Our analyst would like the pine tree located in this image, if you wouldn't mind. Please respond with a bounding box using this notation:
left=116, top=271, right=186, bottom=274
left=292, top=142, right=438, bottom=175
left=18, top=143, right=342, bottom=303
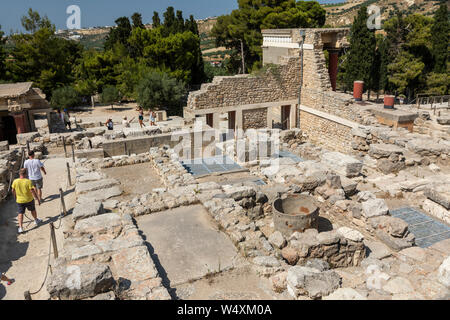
left=431, top=4, right=449, bottom=73
left=344, top=6, right=376, bottom=98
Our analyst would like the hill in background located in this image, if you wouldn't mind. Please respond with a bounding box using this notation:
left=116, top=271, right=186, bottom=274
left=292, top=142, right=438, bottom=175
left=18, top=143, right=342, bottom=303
left=324, top=0, right=444, bottom=27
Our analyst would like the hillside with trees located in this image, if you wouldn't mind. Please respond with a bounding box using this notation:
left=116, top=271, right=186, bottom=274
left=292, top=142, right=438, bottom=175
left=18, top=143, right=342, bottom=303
left=337, top=3, right=449, bottom=102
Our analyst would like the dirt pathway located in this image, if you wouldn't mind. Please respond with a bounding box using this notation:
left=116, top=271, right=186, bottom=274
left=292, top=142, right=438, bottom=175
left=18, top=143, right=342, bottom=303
left=0, top=157, right=76, bottom=300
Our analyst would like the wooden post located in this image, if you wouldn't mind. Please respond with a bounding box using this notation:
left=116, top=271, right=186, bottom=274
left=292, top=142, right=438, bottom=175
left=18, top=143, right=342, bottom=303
left=71, top=144, right=75, bottom=162
left=59, top=188, right=67, bottom=216
left=50, top=223, right=58, bottom=259
left=66, top=162, right=71, bottom=186
left=62, top=136, right=67, bottom=158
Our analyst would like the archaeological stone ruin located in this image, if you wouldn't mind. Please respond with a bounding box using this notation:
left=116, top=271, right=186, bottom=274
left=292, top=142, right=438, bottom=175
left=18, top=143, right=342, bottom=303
left=0, top=27, right=449, bottom=301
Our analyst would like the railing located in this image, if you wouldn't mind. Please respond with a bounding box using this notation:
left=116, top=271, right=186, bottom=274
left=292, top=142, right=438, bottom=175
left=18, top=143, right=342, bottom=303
left=412, top=94, right=450, bottom=111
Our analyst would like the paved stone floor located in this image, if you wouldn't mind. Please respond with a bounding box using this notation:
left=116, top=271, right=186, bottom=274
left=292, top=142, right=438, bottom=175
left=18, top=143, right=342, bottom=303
left=136, top=205, right=238, bottom=287
left=102, top=162, right=164, bottom=200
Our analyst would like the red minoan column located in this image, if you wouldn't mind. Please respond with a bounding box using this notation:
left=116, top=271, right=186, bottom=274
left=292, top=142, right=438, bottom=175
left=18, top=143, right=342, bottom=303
left=13, top=113, right=27, bottom=134
left=328, top=51, right=339, bottom=91
left=384, top=95, right=395, bottom=109
left=353, top=81, right=364, bottom=101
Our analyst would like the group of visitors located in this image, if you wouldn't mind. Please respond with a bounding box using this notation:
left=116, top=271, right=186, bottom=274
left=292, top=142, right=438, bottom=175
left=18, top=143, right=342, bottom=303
left=56, top=108, right=72, bottom=131
left=104, top=106, right=157, bottom=131
left=138, top=107, right=157, bottom=128
left=1, top=147, right=48, bottom=288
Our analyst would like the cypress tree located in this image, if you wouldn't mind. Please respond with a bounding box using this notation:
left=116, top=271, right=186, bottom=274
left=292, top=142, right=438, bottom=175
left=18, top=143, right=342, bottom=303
left=431, top=4, right=449, bottom=73
left=344, top=6, right=376, bottom=98
left=378, top=36, right=391, bottom=94
left=152, top=12, right=161, bottom=28
left=163, top=7, right=176, bottom=35
left=176, top=10, right=185, bottom=33
left=131, top=12, right=144, bottom=29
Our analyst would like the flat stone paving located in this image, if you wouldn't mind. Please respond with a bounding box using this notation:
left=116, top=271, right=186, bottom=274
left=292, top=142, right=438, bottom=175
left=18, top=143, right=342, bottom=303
left=136, top=205, right=238, bottom=286
left=101, top=162, right=163, bottom=200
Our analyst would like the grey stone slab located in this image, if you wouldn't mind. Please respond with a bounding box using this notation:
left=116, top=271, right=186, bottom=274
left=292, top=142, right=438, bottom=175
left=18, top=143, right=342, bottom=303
left=77, top=186, right=123, bottom=203
left=75, top=178, right=120, bottom=195
left=72, top=201, right=104, bottom=222
left=136, top=205, right=238, bottom=285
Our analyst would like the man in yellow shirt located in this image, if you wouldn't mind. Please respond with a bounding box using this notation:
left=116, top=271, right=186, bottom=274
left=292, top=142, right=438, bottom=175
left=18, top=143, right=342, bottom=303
left=11, top=168, right=41, bottom=234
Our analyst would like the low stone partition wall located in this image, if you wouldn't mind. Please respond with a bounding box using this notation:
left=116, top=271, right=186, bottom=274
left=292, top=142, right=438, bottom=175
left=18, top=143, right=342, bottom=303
left=103, top=129, right=216, bottom=158
left=46, top=162, right=171, bottom=300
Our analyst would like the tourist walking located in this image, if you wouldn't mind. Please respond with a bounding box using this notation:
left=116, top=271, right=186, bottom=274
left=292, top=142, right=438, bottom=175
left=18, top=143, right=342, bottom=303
left=138, top=108, right=144, bottom=128
left=12, top=168, right=42, bottom=234
left=57, top=109, right=64, bottom=126
left=150, top=111, right=157, bottom=126
left=63, top=108, right=72, bottom=131
left=23, top=151, right=46, bottom=203
left=1, top=272, right=13, bottom=286
left=105, top=118, right=114, bottom=130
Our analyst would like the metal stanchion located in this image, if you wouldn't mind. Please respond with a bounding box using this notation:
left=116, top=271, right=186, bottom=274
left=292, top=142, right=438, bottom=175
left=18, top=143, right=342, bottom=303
left=66, top=162, right=71, bottom=186
left=59, top=188, right=67, bottom=216
left=26, top=141, right=30, bottom=155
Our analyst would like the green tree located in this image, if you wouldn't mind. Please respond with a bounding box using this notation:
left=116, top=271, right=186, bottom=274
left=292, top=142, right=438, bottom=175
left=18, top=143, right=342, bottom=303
left=152, top=12, right=161, bottom=28
left=176, top=10, right=185, bottom=33
left=388, top=50, right=425, bottom=101
left=163, top=7, right=176, bottom=35
left=20, top=8, right=52, bottom=33
left=425, top=72, right=449, bottom=95
left=378, top=36, right=391, bottom=94
left=8, top=17, right=83, bottom=97
left=104, top=17, right=132, bottom=51
left=101, top=86, right=122, bottom=109
left=136, top=71, right=186, bottom=115
left=211, top=0, right=325, bottom=73
left=128, top=27, right=205, bottom=84
left=0, top=26, right=6, bottom=81
left=343, top=6, right=376, bottom=99
left=431, top=4, right=449, bottom=73
left=50, top=86, right=81, bottom=109
left=131, top=12, right=145, bottom=29
left=185, top=15, right=199, bottom=35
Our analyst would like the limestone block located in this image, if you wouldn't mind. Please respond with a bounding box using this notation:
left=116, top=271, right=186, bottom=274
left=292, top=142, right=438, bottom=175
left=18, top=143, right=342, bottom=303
left=47, top=263, right=115, bottom=300
left=320, top=152, right=362, bottom=177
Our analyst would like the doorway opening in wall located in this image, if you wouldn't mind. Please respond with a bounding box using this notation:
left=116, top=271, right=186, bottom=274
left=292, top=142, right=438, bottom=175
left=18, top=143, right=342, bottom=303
left=206, top=113, right=213, bottom=127
left=31, top=112, right=48, bottom=133
left=281, top=105, right=291, bottom=130
left=1, top=116, right=18, bottom=145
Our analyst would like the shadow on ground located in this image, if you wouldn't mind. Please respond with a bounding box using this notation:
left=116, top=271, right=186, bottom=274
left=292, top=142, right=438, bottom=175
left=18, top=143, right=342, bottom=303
left=138, top=229, right=179, bottom=300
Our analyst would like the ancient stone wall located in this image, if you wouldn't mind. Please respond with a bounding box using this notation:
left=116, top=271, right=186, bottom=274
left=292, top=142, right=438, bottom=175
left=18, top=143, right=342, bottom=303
left=243, top=108, right=268, bottom=130
left=300, top=111, right=354, bottom=154
left=187, top=57, right=301, bottom=110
